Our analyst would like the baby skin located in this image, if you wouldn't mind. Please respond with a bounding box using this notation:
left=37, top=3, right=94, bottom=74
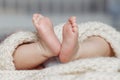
left=13, top=14, right=61, bottom=70
left=59, top=17, right=113, bottom=62
left=13, top=14, right=113, bottom=70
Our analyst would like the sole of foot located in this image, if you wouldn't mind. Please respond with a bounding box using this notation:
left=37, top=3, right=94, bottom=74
left=32, top=13, right=61, bottom=57
left=59, top=16, right=79, bottom=63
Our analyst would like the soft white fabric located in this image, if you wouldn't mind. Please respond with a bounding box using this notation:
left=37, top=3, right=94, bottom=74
left=0, top=22, right=120, bottom=80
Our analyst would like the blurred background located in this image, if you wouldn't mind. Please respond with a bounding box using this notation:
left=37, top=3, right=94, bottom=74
left=0, top=0, right=120, bottom=39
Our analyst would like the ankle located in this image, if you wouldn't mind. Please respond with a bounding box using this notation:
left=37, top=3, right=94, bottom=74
left=59, top=43, right=79, bottom=63
left=52, top=43, right=61, bottom=56
left=37, top=40, right=59, bottom=58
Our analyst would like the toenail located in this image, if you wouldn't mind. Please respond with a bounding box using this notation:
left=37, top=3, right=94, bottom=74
left=72, top=16, right=76, bottom=19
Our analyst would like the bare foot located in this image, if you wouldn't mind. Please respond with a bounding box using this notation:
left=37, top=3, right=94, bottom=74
left=33, top=13, right=61, bottom=57
left=59, top=17, right=79, bottom=63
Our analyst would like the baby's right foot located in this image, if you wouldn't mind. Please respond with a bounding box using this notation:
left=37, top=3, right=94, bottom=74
left=59, top=17, right=79, bottom=63
left=33, top=14, right=61, bottom=58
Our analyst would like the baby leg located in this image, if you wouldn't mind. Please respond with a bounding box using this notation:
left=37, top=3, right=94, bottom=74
left=13, top=14, right=61, bottom=70
left=59, top=17, right=114, bottom=63
left=72, top=36, right=114, bottom=61
left=13, top=42, right=46, bottom=70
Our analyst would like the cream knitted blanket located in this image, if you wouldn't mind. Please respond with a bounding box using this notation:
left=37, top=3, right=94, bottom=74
left=0, top=22, right=120, bottom=80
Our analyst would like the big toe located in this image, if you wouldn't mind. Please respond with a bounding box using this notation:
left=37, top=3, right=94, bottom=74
left=63, top=22, right=73, bottom=35
left=69, top=16, right=76, bottom=24
left=33, top=14, right=44, bottom=18
left=33, top=14, right=44, bottom=22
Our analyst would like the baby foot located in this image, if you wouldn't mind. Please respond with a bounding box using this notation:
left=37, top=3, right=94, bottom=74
left=59, top=16, right=79, bottom=63
left=33, top=14, right=61, bottom=57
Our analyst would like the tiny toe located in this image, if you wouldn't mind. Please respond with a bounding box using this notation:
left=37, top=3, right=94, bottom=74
left=33, top=18, right=38, bottom=25
left=38, top=14, right=44, bottom=18
left=33, top=14, right=39, bottom=19
left=33, top=18, right=39, bottom=25
left=33, top=14, right=38, bottom=21
left=72, top=16, right=76, bottom=21
left=72, top=23, right=77, bottom=27
left=64, top=21, right=70, bottom=27
left=69, top=17, right=76, bottom=27
left=72, top=23, right=78, bottom=32
left=72, top=17, right=76, bottom=23
left=69, top=16, right=76, bottom=22
left=33, top=14, right=38, bottom=17
left=33, top=14, right=44, bottom=22
left=73, top=26, right=78, bottom=32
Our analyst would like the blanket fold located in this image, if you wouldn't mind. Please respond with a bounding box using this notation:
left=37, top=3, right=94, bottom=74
left=0, top=22, right=120, bottom=80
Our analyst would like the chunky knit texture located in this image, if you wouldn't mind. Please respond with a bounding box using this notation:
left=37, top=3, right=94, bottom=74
left=0, top=22, right=120, bottom=80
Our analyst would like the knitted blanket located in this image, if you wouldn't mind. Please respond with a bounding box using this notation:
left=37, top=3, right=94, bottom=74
left=0, top=22, right=120, bottom=80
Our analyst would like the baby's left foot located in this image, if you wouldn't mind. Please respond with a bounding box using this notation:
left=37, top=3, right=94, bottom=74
left=33, top=14, right=61, bottom=57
